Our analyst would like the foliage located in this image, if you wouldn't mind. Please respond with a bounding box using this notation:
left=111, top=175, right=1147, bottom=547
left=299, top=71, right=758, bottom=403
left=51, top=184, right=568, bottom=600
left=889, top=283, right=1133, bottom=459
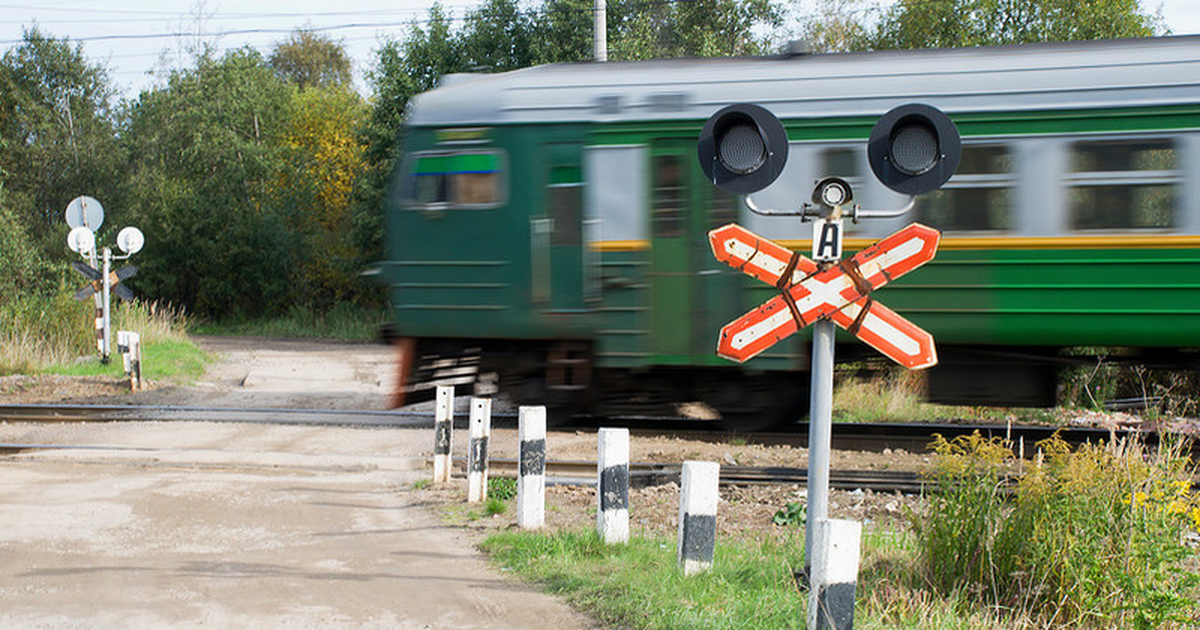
left=489, top=476, right=519, bottom=501
left=0, top=27, right=125, bottom=256
left=794, top=0, right=872, bottom=53
left=269, top=29, right=353, bottom=89
left=122, top=48, right=297, bottom=317
left=0, top=187, right=61, bottom=298
left=275, top=85, right=373, bottom=309
left=484, top=497, right=509, bottom=516
left=869, top=0, right=1165, bottom=50
left=771, top=501, right=805, bottom=526
left=913, top=431, right=1200, bottom=627
left=192, top=302, right=388, bottom=340
left=0, top=288, right=93, bottom=374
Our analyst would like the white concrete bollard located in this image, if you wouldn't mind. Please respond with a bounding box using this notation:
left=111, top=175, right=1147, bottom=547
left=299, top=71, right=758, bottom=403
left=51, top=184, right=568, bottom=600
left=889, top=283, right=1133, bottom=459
left=677, top=461, right=720, bottom=576
left=517, top=406, right=547, bottom=529
left=128, top=332, right=142, bottom=391
left=117, top=331, right=132, bottom=374
left=596, top=427, right=629, bottom=544
left=807, top=518, right=862, bottom=630
left=432, top=385, right=454, bottom=483
left=466, top=397, right=491, bottom=503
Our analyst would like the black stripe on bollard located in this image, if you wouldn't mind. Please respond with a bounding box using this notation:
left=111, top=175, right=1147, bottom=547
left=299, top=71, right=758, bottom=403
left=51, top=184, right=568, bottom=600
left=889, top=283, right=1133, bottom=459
left=599, top=464, right=629, bottom=511
left=679, top=513, right=716, bottom=563
left=435, top=421, right=452, bottom=455
left=815, top=582, right=856, bottom=629
left=519, top=439, right=546, bottom=477
left=469, top=437, right=489, bottom=473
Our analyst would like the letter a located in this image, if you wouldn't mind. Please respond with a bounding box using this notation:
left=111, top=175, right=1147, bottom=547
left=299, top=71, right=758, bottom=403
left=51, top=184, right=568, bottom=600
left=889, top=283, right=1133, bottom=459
left=813, top=219, right=843, bottom=262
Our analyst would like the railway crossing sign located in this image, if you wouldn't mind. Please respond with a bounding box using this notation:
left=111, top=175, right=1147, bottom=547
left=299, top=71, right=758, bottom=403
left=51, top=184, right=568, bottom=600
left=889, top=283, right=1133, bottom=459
left=709, top=222, right=939, bottom=369
left=71, top=260, right=138, bottom=302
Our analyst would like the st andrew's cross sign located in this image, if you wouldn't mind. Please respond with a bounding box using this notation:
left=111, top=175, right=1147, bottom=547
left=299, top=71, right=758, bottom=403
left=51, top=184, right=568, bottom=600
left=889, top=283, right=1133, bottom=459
left=709, top=222, right=939, bottom=369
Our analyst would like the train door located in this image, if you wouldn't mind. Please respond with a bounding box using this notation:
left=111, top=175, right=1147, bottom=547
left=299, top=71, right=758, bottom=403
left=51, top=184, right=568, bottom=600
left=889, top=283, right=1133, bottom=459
left=535, top=143, right=586, bottom=313
left=649, top=141, right=704, bottom=363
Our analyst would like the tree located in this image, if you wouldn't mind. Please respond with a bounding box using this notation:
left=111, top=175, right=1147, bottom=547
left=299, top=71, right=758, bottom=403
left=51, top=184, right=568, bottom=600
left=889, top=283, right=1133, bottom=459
left=460, top=0, right=535, bottom=71
left=269, top=29, right=353, bottom=90
left=122, top=48, right=297, bottom=317
left=276, top=86, right=371, bottom=309
left=0, top=27, right=124, bottom=255
left=794, top=0, right=872, bottom=53
left=869, top=0, right=1165, bottom=50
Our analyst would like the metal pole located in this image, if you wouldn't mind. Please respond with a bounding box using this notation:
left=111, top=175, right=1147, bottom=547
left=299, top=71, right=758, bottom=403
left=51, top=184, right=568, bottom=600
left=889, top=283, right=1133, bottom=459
left=804, top=317, right=836, bottom=577
left=593, top=0, right=607, bottom=62
left=101, top=247, right=112, bottom=364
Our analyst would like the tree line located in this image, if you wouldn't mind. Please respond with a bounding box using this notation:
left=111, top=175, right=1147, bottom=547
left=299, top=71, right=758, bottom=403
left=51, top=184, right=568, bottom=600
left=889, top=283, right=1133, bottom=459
left=0, top=0, right=1163, bottom=321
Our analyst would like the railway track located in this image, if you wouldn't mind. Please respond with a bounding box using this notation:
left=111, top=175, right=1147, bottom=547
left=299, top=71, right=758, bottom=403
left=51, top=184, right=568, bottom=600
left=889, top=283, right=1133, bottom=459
left=487, top=458, right=929, bottom=493
left=1, top=403, right=1191, bottom=456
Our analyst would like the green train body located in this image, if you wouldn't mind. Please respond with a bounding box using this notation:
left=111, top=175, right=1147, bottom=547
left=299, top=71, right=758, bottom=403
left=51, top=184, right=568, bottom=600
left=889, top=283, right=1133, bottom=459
left=381, top=36, right=1200, bottom=424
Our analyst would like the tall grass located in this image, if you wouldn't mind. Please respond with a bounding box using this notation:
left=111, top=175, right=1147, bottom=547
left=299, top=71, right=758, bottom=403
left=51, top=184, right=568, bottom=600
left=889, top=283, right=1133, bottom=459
left=913, top=431, right=1200, bottom=627
left=1, top=289, right=94, bottom=373
left=1, top=291, right=195, bottom=377
left=192, top=302, right=388, bottom=340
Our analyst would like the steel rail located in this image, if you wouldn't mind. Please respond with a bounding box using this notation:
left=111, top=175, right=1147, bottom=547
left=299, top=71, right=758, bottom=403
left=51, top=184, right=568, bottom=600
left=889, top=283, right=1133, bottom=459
left=1, top=403, right=1191, bottom=457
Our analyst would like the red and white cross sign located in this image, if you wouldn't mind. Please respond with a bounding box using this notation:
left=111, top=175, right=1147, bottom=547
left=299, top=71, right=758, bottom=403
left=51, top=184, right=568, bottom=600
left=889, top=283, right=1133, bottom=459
left=709, top=222, right=939, bottom=368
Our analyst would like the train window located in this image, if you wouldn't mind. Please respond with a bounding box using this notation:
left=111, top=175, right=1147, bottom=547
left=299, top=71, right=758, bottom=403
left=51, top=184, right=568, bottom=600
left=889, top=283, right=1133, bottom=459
left=548, top=165, right=583, bottom=246
left=917, top=144, right=1012, bottom=231
left=652, top=155, right=685, bottom=237
left=1068, top=140, right=1177, bottom=230
left=404, top=151, right=505, bottom=209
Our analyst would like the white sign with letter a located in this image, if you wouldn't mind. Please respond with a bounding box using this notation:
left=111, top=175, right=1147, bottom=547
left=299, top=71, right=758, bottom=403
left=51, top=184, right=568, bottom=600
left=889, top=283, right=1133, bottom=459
left=812, top=218, right=843, bottom=262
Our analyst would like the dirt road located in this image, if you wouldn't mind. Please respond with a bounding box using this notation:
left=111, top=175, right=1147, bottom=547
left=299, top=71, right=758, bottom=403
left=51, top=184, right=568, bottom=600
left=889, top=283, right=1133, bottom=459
left=0, top=338, right=596, bottom=629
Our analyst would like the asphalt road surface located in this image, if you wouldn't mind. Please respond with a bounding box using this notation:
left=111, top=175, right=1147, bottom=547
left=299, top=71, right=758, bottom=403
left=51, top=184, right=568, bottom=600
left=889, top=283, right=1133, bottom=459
left=0, top=338, right=595, bottom=628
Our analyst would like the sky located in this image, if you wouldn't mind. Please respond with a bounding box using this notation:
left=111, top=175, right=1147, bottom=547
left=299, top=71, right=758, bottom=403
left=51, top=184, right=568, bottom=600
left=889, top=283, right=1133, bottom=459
left=1, top=0, right=1198, bottom=100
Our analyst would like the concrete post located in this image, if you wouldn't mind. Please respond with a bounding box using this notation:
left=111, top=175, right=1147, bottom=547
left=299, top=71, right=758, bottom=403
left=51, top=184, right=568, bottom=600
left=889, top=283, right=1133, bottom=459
left=677, top=461, right=720, bottom=576
left=517, top=406, right=547, bottom=529
left=596, top=427, right=629, bottom=544
left=128, top=332, right=142, bottom=391
left=117, top=331, right=132, bottom=375
left=467, top=397, right=491, bottom=503
left=807, top=518, right=862, bottom=630
left=432, top=385, right=454, bottom=483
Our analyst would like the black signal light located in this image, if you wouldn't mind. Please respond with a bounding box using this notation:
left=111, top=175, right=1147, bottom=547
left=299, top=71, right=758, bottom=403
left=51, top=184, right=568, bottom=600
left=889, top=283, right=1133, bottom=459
left=867, top=103, right=961, bottom=196
left=697, top=103, right=789, bottom=195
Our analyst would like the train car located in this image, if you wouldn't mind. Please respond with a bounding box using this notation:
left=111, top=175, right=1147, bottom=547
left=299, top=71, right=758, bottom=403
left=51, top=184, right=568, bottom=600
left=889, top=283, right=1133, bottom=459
left=380, top=35, right=1200, bottom=427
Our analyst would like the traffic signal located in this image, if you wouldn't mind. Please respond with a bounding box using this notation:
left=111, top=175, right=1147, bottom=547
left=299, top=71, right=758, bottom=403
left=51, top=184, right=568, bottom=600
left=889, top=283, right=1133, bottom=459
left=867, top=103, right=961, bottom=196
left=696, top=103, right=789, bottom=195
left=697, top=101, right=961, bottom=199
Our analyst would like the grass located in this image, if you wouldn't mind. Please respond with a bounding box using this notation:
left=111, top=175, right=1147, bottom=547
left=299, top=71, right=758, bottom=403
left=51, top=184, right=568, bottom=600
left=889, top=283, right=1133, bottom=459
left=832, top=363, right=1057, bottom=425
left=478, top=432, right=1200, bottom=629
left=192, top=302, right=388, bottom=340
left=482, top=527, right=1031, bottom=629
left=1, top=293, right=205, bottom=382
left=833, top=364, right=956, bottom=423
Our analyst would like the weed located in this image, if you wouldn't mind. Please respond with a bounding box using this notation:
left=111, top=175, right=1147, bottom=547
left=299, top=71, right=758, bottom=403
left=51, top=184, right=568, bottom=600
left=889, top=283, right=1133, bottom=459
left=913, top=430, right=1200, bottom=627
left=489, top=476, right=517, bottom=502
left=412, top=479, right=430, bottom=490
left=772, top=501, right=805, bottom=527
left=484, top=497, right=507, bottom=516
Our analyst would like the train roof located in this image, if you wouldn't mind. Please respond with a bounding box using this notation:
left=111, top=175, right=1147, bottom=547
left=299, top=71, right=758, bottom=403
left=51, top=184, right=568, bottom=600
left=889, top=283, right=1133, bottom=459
left=405, top=35, right=1200, bottom=128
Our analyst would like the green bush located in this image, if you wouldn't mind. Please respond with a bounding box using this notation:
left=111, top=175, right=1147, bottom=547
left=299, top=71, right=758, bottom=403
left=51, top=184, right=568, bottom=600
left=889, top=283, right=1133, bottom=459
left=913, top=431, right=1200, bottom=627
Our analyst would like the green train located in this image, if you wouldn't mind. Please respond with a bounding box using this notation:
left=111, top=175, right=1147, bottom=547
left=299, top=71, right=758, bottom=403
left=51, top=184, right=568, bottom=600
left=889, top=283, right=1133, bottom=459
left=380, top=35, right=1200, bottom=426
